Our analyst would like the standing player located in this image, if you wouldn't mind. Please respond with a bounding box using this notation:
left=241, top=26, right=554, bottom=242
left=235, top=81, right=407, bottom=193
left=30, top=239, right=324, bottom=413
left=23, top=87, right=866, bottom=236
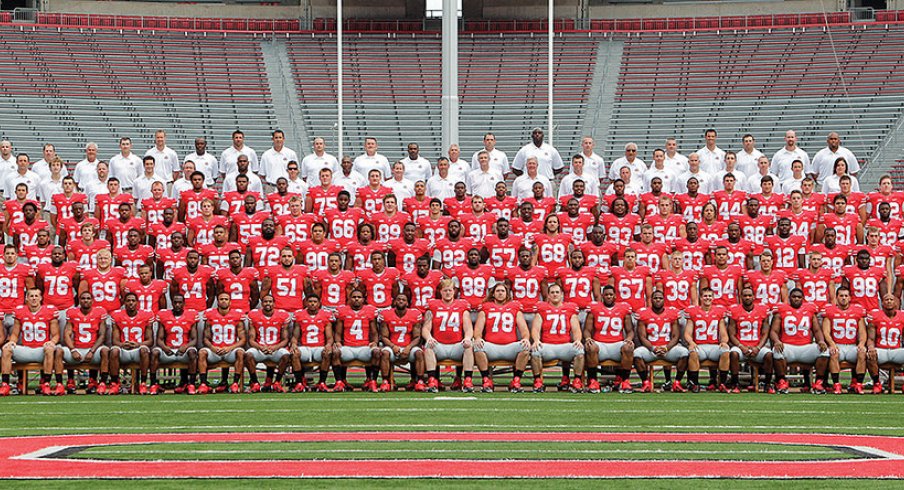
left=743, top=251, right=788, bottom=308
left=822, top=287, right=867, bottom=394
left=379, top=292, right=425, bottom=392
left=530, top=284, right=584, bottom=393
left=842, top=249, right=886, bottom=312
left=356, top=251, right=400, bottom=311
left=124, top=264, right=167, bottom=314
left=78, top=249, right=127, bottom=314
left=0, top=245, right=36, bottom=325
left=198, top=292, right=247, bottom=394
left=109, top=292, right=155, bottom=395
left=701, top=246, right=743, bottom=307
left=726, top=287, right=773, bottom=393
left=261, top=247, right=309, bottom=313
left=771, top=288, right=827, bottom=394
left=453, top=248, right=495, bottom=320
left=216, top=250, right=260, bottom=312
left=153, top=294, right=199, bottom=395
left=171, top=250, right=216, bottom=312
left=400, top=255, right=443, bottom=312
left=245, top=295, right=292, bottom=393
left=609, top=249, right=652, bottom=312
left=311, top=253, right=355, bottom=310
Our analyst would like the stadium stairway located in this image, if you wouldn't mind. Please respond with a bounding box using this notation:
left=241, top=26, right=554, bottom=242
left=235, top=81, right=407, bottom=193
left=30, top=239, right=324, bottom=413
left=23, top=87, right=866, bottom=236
left=580, top=38, right=624, bottom=155
left=260, top=37, right=311, bottom=154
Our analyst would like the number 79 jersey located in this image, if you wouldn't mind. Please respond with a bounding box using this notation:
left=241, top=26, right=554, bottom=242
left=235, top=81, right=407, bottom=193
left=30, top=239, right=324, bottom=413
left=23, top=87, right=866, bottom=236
left=586, top=302, right=632, bottom=343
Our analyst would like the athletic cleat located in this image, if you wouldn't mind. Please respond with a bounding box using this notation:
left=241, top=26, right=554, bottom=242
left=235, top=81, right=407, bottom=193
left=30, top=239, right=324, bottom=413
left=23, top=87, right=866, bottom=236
left=138, top=383, right=148, bottom=395
left=197, top=383, right=211, bottom=395
left=41, top=382, right=52, bottom=396
left=852, top=382, right=864, bottom=395
left=229, top=382, right=241, bottom=394
left=215, top=383, right=228, bottom=394
left=767, top=385, right=776, bottom=395
left=509, top=376, right=523, bottom=393
left=262, top=381, right=273, bottom=393
left=109, top=381, right=121, bottom=395
left=186, top=384, right=196, bottom=395
left=533, top=378, right=546, bottom=393
left=640, top=379, right=653, bottom=393
left=379, top=381, right=392, bottom=392
left=671, top=380, right=686, bottom=393
left=461, top=377, right=474, bottom=393
left=0, top=382, right=9, bottom=396
left=688, top=382, right=700, bottom=393
left=96, top=382, right=108, bottom=395
left=811, top=379, right=826, bottom=395
left=249, top=382, right=262, bottom=393
left=54, top=383, right=66, bottom=396
left=873, top=383, right=884, bottom=395
left=730, top=386, right=741, bottom=394
left=85, top=379, right=98, bottom=395
left=66, top=378, right=77, bottom=394
left=292, top=382, right=305, bottom=393
left=449, top=377, right=463, bottom=391
left=426, top=377, right=439, bottom=393
left=173, top=384, right=185, bottom=394
left=314, top=382, right=331, bottom=393
left=404, top=381, right=417, bottom=391
left=414, top=380, right=428, bottom=392
left=776, top=379, right=790, bottom=394
left=706, top=384, right=716, bottom=392
left=481, top=377, right=494, bottom=393
left=570, top=378, right=584, bottom=393
left=662, top=381, right=672, bottom=392
left=368, top=380, right=380, bottom=393
left=832, top=382, right=843, bottom=395
left=619, top=380, right=634, bottom=394
left=557, top=376, right=570, bottom=392
left=718, top=383, right=729, bottom=393
left=587, top=379, right=601, bottom=394
left=332, top=380, right=347, bottom=392
left=150, top=384, right=162, bottom=395
left=271, top=381, right=286, bottom=393
left=601, top=383, right=613, bottom=393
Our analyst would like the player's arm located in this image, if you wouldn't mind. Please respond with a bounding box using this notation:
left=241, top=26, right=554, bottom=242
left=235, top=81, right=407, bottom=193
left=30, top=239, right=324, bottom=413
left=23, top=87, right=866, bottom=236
left=811, top=315, right=827, bottom=349
left=855, top=222, right=864, bottom=243
left=260, top=277, right=272, bottom=298
left=5, top=319, right=22, bottom=346
left=202, top=320, right=215, bottom=350
left=769, top=313, right=783, bottom=352
left=880, top=274, right=890, bottom=299
left=244, top=247, right=253, bottom=268
left=756, top=319, right=770, bottom=350
left=717, top=318, right=729, bottom=349
left=247, top=321, right=263, bottom=351
left=462, top=308, right=474, bottom=345
left=333, top=319, right=344, bottom=346
left=726, top=318, right=741, bottom=348
left=406, top=318, right=423, bottom=351
left=529, top=313, right=542, bottom=349
left=274, top=319, right=290, bottom=351
left=636, top=321, right=652, bottom=350
left=472, top=311, right=486, bottom=346
left=157, top=291, right=167, bottom=312
left=569, top=313, right=582, bottom=348
left=856, top=318, right=867, bottom=349
left=644, top=276, right=653, bottom=307
left=111, top=320, right=123, bottom=348
left=821, top=316, right=838, bottom=350
left=582, top=312, right=595, bottom=346
left=420, top=311, right=434, bottom=344
left=623, top=314, right=635, bottom=346
left=665, top=322, right=681, bottom=351
left=367, top=319, right=379, bottom=348
left=228, top=318, right=246, bottom=352
left=249, top=280, right=260, bottom=311
left=141, top=321, right=154, bottom=349
left=866, top=320, right=877, bottom=351
left=155, top=320, right=172, bottom=355
left=379, top=318, right=394, bottom=349
left=683, top=316, right=695, bottom=349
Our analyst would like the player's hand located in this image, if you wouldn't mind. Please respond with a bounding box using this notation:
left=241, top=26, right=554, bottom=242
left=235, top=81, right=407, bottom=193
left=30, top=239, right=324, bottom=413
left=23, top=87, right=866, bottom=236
left=719, top=342, right=729, bottom=351
left=462, top=338, right=473, bottom=349
left=572, top=340, right=582, bottom=351
left=829, top=346, right=838, bottom=356
left=653, top=346, right=667, bottom=357
left=72, top=350, right=83, bottom=362
left=773, top=341, right=784, bottom=354
left=687, top=341, right=697, bottom=352
left=473, top=338, right=484, bottom=349
left=624, top=340, right=634, bottom=349
left=368, top=342, right=377, bottom=349
left=866, top=348, right=877, bottom=361
left=177, top=346, right=186, bottom=354
left=43, top=341, right=56, bottom=349
left=817, top=341, right=827, bottom=352
left=857, top=345, right=867, bottom=354
left=399, top=346, right=409, bottom=358
left=519, top=338, right=530, bottom=350
left=531, top=341, right=541, bottom=352
left=425, top=337, right=437, bottom=348
left=748, top=346, right=759, bottom=357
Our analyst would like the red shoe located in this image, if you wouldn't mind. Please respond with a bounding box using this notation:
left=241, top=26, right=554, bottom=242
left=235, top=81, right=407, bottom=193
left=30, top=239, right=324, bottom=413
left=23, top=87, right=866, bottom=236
left=150, top=384, right=161, bottom=395
left=292, top=382, right=305, bottom=393
left=138, top=383, right=148, bottom=395
left=641, top=379, right=653, bottom=393
left=718, top=383, right=729, bottom=393
left=96, top=382, right=108, bottom=395
left=367, top=380, right=379, bottom=393
left=86, top=379, right=98, bottom=395
left=414, top=380, right=428, bottom=392
left=853, top=382, right=864, bottom=395
left=229, top=382, right=241, bottom=394
left=707, top=384, right=716, bottom=392
left=404, top=381, right=417, bottom=391
left=570, top=377, right=584, bottom=393
left=109, top=382, right=121, bottom=395
left=262, top=381, right=273, bottom=393
left=197, top=383, right=211, bottom=395
left=66, top=378, right=77, bottom=394
left=730, top=386, right=741, bottom=394
left=186, top=384, right=196, bottom=395
left=0, top=382, right=9, bottom=396
left=174, top=384, right=185, bottom=394
left=215, top=384, right=228, bottom=393
left=811, top=379, right=826, bottom=394
left=54, top=383, right=66, bottom=396
left=587, top=378, right=600, bottom=394
left=671, top=381, right=686, bottom=393
left=426, top=377, right=439, bottom=393
left=508, top=376, right=523, bottom=393
left=873, top=383, right=884, bottom=394
left=534, top=377, right=546, bottom=393
left=271, top=381, right=285, bottom=393
left=41, top=382, right=52, bottom=396
left=249, top=382, right=262, bottom=393
left=450, top=377, right=463, bottom=391
left=314, top=382, right=331, bottom=393
left=481, top=377, right=494, bottom=393
left=832, top=382, right=843, bottom=394
left=619, top=379, right=634, bottom=394
left=557, top=376, right=570, bottom=392
left=776, top=379, right=790, bottom=394
left=379, top=381, right=392, bottom=392
left=767, top=385, right=776, bottom=394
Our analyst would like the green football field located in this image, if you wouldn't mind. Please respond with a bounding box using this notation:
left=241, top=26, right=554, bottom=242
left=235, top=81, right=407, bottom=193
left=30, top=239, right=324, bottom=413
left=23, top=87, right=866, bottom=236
left=2, top=391, right=903, bottom=487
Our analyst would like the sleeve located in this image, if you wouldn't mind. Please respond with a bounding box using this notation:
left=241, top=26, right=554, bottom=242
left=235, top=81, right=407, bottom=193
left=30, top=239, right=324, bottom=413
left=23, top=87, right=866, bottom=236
left=511, top=147, right=526, bottom=172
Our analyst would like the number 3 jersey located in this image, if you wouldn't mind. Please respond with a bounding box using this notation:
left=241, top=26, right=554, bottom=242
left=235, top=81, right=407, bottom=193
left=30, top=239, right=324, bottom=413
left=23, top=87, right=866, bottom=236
left=157, top=309, right=199, bottom=349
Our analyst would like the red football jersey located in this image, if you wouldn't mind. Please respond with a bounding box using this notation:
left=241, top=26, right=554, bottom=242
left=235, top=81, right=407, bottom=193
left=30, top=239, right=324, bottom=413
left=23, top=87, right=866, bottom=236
left=297, top=239, right=342, bottom=271
left=696, top=221, right=727, bottom=242
left=141, top=197, right=177, bottom=225
left=432, top=237, right=476, bottom=273
left=387, top=238, right=431, bottom=275
left=37, top=261, right=79, bottom=309
left=842, top=266, right=885, bottom=311
left=580, top=241, right=618, bottom=273
left=557, top=212, right=594, bottom=245
left=484, top=195, right=518, bottom=221
left=821, top=212, right=860, bottom=247
left=345, top=240, right=387, bottom=272
left=672, top=238, right=711, bottom=270
left=124, top=278, right=167, bottom=313
left=764, top=235, right=806, bottom=272
left=586, top=301, right=632, bottom=343
left=631, top=241, right=670, bottom=273
left=743, top=269, right=788, bottom=307
left=368, top=211, right=412, bottom=243
left=311, top=269, right=355, bottom=308
left=277, top=213, right=320, bottom=245
left=187, top=215, right=229, bottom=247
left=645, top=214, right=684, bottom=243
left=110, top=309, right=154, bottom=344
left=81, top=267, right=126, bottom=312
left=751, top=192, right=785, bottom=217
left=215, top=266, right=260, bottom=311
left=0, top=263, right=34, bottom=313
left=793, top=267, right=837, bottom=309
left=523, top=196, right=558, bottom=221
left=654, top=269, right=698, bottom=310
left=65, top=306, right=107, bottom=349
left=247, top=309, right=291, bottom=348
left=458, top=212, right=496, bottom=242
left=509, top=218, right=544, bottom=246
left=264, top=265, right=308, bottom=311
left=728, top=304, right=769, bottom=347
left=824, top=304, right=866, bottom=345
left=685, top=305, right=728, bottom=344
left=480, top=301, right=523, bottom=344
left=247, top=236, right=291, bottom=269
left=179, top=188, right=218, bottom=220
left=146, top=221, right=188, bottom=251
left=294, top=308, right=335, bottom=347
left=715, top=239, right=756, bottom=268
left=58, top=217, right=101, bottom=244
left=442, top=197, right=472, bottom=220
left=66, top=238, right=111, bottom=271
left=418, top=215, right=451, bottom=244
left=533, top=233, right=572, bottom=270
left=636, top=307, right=680, bottom=346
left=674, top=192, right=711, bottom=223
left=14, top=305, right=57, bottom=348
left=599, top=213, right=640, bottom=248
left=867, top=191, right=904, bottom=220
left=776, top=209, right=818, bottom=240
left=199, top=242, right=242, bottom=271
left=380, top=308, right=423, bottom=346
left=867, top=218, right=904, bottom=247
left=402, top=196, right=432, bottom=223
left=505, top=265, right=548, bottom=313
left=869, top=308, right=904, bottom=349
left=336, top=304, right=378, bottom=347
left=536, top=301, right=579, bottom=344
left=264, top=192, right=298, bottom=217
left=485, top=234, right=524, bottom=277
left=157, top=309, right=199, bottom=349
left=454, top=264, right=495, bottom=309
left=357, top=267, right=400, bottom=309
left=554, top=266, right=597, bottom=309
left=232, top=211, right=270, bottom=247
left=400, top=269, right=444, bottom=310
left=712, top=190, right=747, bottom=219
left=114, top=244, right=154, bottom=279
left=50, top=192, right=88, bottom=223
left=203, top=308, right=244, bottom=348
left=799, top=192, right=826, bottom=214
left=702, top=265, right=743, bottom=307
left=94, top=194, right=134, bottom=225
left=426, top=298, right=470, bottom=344
left=609, top=265, right=650, bottom=311
left=357, top=186, right=392, bottom=215
left=810, top=243, right=851, bottom=276
left=738, top=214, right=774, bottom=245
left=172, top=265, right=215, bottom=311
left=9, top=219, right=52, bottom=253
left=103, top=217, right=145, bottom=249
left=220, top=191, right=256, bottom=216
left=324, top=207, right=366, bottom=248
left=308, top=186, right=342, bottom=215
left=774, top=303, right=818, bottom=346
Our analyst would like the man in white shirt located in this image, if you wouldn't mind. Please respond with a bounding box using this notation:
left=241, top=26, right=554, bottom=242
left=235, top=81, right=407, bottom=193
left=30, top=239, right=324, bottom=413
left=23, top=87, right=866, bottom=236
left=183, top=137, right=218, bottom=186
left=736, top=133, right=764, bottom=177
left=5, top=154, right=40, bottom=200
left=108, top=137, right=142, bottom=191
left=73, top=142, right=101, bottom=190
left=31, top=143, right=69, bottom=182
left=512, top=157, right=553, bottom=199
left=607, top=166, right=643, bottom=196
left=711, top=151, right=748, bottom=192
left=467, top=150, right=504, bottom=199
left=675, top=153, right=714, bottom=194
left=578, top=136, right=605, bottom=183
left=352, top=137, right=391, bottom=180
left=171, top=160, right=201, bottom=199
left=770, top=130, right=810, bottom=182
left=259, top=129, right=299, bottom=187
left=399, top=143, right=432, bottom=183
left=385, top=161, right=415, bottom=201
left=697, top=128, right=726, bottom=175
left=299, top=136, right=339, bottom=183
left=471, top=133, right=510, bottom=177
left=511, top=127, right=564, bottom=180
left=144, top=129, right=179, bottom=183
left=84, top=162, right=111, bottom=210
left=132, top=156, right=167, bottom=202
left=643, top=148, right=678, bottom=193
left=445, top=144, right=470, bottom=184
left=810, top=131, right=860, bottom=186
left=0, top=140, right=15, bottom=182
left=219, top=130, right=259, bottom=178
left=222, top=154, right=264, bottom=197
left=608, top=142, right=647, bottom=182
left=426, top=157, right=458, bottom=201
left=559, top=154, right=601, bottom=198
left=664, top=137, right=689, bottom=174
left=285, top=161, right=309, bottom=196
left=333, top=156, right=367, bottom=203
left=748, top=156, right=780, bottom=193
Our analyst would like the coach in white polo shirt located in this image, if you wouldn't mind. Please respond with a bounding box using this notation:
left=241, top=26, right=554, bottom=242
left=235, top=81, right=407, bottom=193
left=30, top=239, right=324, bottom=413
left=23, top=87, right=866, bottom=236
left=0, top=140, right=16, bottom=183
left=697, top=129, right=726, bottom=175
left=32, top=143, right=69, bottom=182
left=578, top=136, right=605, bottom=182
left=427, top=157, right=458, bottom=201
left=109, top=137, right=142, bottom=190
left=386, top=161, right=416, bottom=201
left=220, top=130, right=259, bottom=178
left=467, top=150, right=504, bottom=199
left=471, top=133, right=510, bottom=177
left=559, top=154, right=601, bottom=198
left=643, top=149, right=678, bottom=193
left=300, top=137, right=339, bottom=183
left=512, top=157, right=553, bottom=199
left=184, top=137, right=218, bottom=186
left=133, top=155, right=167, bottom=202
left=663, top=138, right=689, bottom=174
left=400, top=143, right=432, bottom=183
left=334, top=156, right=366, bottom=203
left=675, top=153, right=714, bottom=194
left=222, top=154, right=264, bottom=197
left=511, top=128, right=564, bottom=180
left=5, top=153, right=40, bottom=200
left=144, top=130, right=179, bottom=183
left=259, top=130, right=298, bottom=186
left=810, top=132, right=859, bottom=186
left=445, top=144, right=470, bottom=184
left=770, top=130, right=810, bottom=182
left=608, top=142, right=646, bottom=182
left=73, top=142, right=101, bottom=189
left=736, top=134, right=764, bottom=177
left=353, top=137, right=391, bottom=180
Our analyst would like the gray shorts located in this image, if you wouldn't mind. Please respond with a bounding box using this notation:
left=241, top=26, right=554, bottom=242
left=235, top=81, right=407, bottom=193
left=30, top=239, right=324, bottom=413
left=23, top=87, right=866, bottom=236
left=634, top=345, right=689, bottom=363
left=691, top=344, right=728, bottom=362
left=201, top=347, right=242, bottom=364
left=246, top=347, right=290, bottom=363
left=532, top=342, right=583, bottom=362
left=876, top=348, right=904, bottom=365
left=594, top=341, right=626, bottom=362
left=428, top=341, right=465, bottom=362
left=297, top=346, right=325, bottom=363
left=340, top=345, right=374, bottom=363
left=773, top=343, right=827, bottom=364
left=12, top=346, right=47, bottom=363
left=729, top=346, right=771, bottom=364
left=113, top=346, right=148, bottom=364
left=834, top=344, right=861, bottom=364
left=475, top=341, right=528, bottom=362
left=62, top=347, right=105, bottom=365
left=153, top=346, right=197, bottom=364
left=382, top=345, right=422, bottom=363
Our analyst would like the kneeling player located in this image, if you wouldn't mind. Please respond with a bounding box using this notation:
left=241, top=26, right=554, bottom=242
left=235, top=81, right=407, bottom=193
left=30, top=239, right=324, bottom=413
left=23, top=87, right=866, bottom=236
left=821, top=287, right=867, bottom=394
left=633, top=290, right=689, bottom=393
left=584, top=286, right=635, bottom=393
left=245, top=295, right=292, bottom=393
left=530, top=284, right=584, bottom=393
left=333, top=289, right=381, bottom=392
left=379, top=292, right=425, bottom=392
left=292, top=294, right=334, bottom=392
left=110, top=293, right=155, bottom=394
left=423, top=279, right=476, bottom=392
left=153, top=294, right=199, bottom=395
left=866, top=294, right=903, bottom=394
left=684, top=288, right=730, bottom=392
left=0, top=289, right=62, bottom=396
left=199, top=292, right=247, bottom=394
left=771, top=288, right=827, bottom=394
left=726, top=287, right=773, bottom=393
left=473, top=283, right=531, bottom=393
left=62, top=292, right=110, bottom=394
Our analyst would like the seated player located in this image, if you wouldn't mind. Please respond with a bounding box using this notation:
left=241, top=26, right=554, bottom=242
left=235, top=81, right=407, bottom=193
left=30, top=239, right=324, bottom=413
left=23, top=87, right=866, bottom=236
left=61, top=292, right=109, bottom=395
left=684, top=288, right=730, bottom=392
left=378, top=292, right=425, bottom=392
left=726, top=287, right=773, bottom=393
left=822, top=287, right=868, bottom=394
left=529, top=283, right=585, bottom=393
left=0, top=289, right=61, bottom=396
left=771, top=288, right=827, bottom=394
left=333, top=289, right=382, bottom=392
left=633, top=289, right=689, bottom=393
left=109, top=292, right=155, bottom=395
left=423, top=279, right=476, bottom=393
left=866, top=294, right=904, bottom=394
left=473, top=283, right=531, bottom=393
left=153, top=294, right=199, bottom=395
left=198, top=292, right=247, bottom=394
left=291, top=294, right=335, bottom=392
left=245, top=295, right=292, bottom=393
left=584, top=286, right=635, bottom=394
